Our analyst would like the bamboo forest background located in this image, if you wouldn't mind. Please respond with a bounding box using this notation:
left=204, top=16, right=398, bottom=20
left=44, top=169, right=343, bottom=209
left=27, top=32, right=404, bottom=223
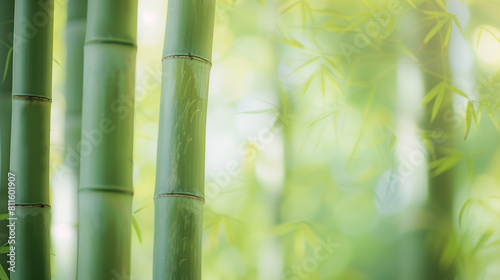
left=9, top=0, right=500, bottom=279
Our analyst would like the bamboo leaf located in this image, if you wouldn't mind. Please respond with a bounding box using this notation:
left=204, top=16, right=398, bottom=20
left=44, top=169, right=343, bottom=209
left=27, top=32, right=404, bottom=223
left=292, top=56, right=320, bottom=73
left=464, top=101, right=473, bottom=140
left=2, top=47, right=12, bottom=83
left=133, top=204, right=152, bottom=214
left=0, top=263, right=7, bottom=280
left=443, top=20, right=452, bottom=47
left=458, top=197, right=476, bottom=229
left=431, top=90, right=445, bottom=122
left=421, top=81, right=445, bottom=106
left=0, top=246, right=8, bottom=254
left=0, top=214, right=8, bottom=221
left=389, top=135, right=397, bottom=149
left=398, top=43, right=417, bottom=60
left=449, top=85, right=468, bottom=99
left=53, top=57, right=62, bottom=69
left=452, top=15, right=463, bottom=34
left=301, top=72, right=318, bottom=98
left=472, top=226, right=495, bottom=255
left=132, top=215, right=142, bottom=245
left=428, top=152, right=463, bottom=176
left=423, top=18, right=449, bottom=44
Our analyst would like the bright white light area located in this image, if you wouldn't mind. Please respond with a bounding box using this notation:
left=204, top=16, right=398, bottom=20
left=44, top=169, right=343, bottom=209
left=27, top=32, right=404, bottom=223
left=394, top=61, right=427, bottom=208
left=137, top=1, right=165, bottom=45
left=143, top=13, right=155, bottom=25
left=473, top=25, right=500, bottom=69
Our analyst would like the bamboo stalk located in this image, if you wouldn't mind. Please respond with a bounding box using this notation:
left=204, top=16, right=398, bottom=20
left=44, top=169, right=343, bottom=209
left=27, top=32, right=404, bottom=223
left=153, top=0, right=216, bottom=278
left=64, top=0, right=86, bottom=174
left=49, top=1, right=87, bottom=279
left=0, top=1, right=14, bottom=277
left=76, top=0, right=137, bottom=278
left=419, top=1, right=456, bottom=278
left=10, top=0, right=54, bottom=278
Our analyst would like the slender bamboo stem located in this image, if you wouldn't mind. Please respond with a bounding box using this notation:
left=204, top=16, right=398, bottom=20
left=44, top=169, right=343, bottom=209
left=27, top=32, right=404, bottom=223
left=49, top=1, right=87, bottom=278
left=419, top=1, right=456, bottom=278
left=10, top=0, right=54, bottom=278
left=153, top=0, right=216, bottom=278
left=76, top=0, right=137, bottom=278
left=0, top=1, right=14, bottom=277
left=64, top=0, right=87, bottom=175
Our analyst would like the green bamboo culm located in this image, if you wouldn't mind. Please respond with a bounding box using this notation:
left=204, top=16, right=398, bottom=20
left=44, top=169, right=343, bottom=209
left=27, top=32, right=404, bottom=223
left=77, top=0, right=137, bottom=278
left=153, top=0, right=216, bottom=279
left=10, top=0, right=54, bottom=279
left=0, top=1, right=14, bottom=278
left=51, top=1, right=86, bottom=279
left=419, top=1, right=456, bottom=278
left=64, top=0, right=87, bottom=179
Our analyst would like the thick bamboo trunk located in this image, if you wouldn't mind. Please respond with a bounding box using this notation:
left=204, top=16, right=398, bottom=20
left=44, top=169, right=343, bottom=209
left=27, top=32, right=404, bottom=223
left=0, top=1, right=14, bottom=277
left=153, top=0, right=216, bottom=278
left=77, top=0, right=137, bottom=278
left=10, top=0, right=54, bottom=278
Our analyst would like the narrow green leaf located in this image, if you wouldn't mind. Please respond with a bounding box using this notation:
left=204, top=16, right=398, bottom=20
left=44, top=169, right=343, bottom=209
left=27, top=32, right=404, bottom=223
left=133, top=204, right=152, bottom=214
left=424, top=19, right=449, bottom=44
left=292, top=56, right=320, bottom=73
left=449, top=85, right=468, bottom=98
left=389, top=135, right=397, bottom=149
left=2, top=47, right=12, bottom=83
left=398, top=43, right=417, bottom=60
left=0, top=246, right=8, bottom=254
left=421, top=81, right=445, bottom=106
left=452, top=15, right=463, bottom=34
left=472, top=226, right=495, bottom=255
left=464, top=101, right=473, bottom=140
left=301, top=72, right=318, bottom=98
left=443, top=21, right=452, bottom=47
left=132, top=215, right=142, bottom=245
left=53, top=57, right=62, bottom=69
left=431, top=90, right=445, bottom=122
left=0, top=263, right=7, bottom=280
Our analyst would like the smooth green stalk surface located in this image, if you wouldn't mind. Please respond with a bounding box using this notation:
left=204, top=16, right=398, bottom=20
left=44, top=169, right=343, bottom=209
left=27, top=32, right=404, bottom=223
left=64, top=0, right=87, bottom=172
left=0, top=1, right=14, bottom=277
left=10, top=0, right=53, bottom=279
left=153, top=0, right=216, bottom=279
left=77, top=0, right=137, bottom=279
left=420, top=2, right=456, bottom=279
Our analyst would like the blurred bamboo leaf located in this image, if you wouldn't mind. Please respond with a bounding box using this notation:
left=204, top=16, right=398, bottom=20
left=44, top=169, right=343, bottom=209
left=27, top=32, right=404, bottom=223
left=0, top=264, right=7, bottom=280
left=2, top=47, right=11, bottom=83
left=132, top=215, right=142, bottom=245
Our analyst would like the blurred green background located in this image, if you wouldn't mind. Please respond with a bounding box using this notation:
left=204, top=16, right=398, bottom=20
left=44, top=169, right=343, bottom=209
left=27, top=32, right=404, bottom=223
left=47, top=0, right=500, bottom=279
